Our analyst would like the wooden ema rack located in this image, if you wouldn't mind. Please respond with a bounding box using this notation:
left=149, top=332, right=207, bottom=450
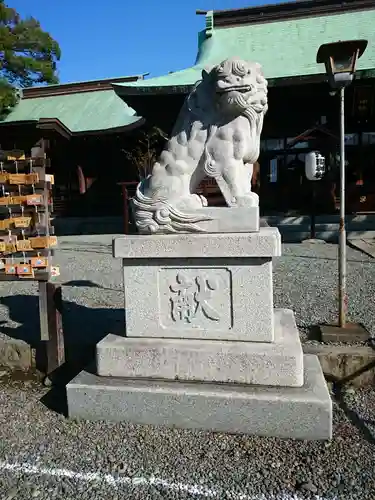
left=0, top=154, right=64, bottom=380
left=0, top=157, right=57, bottom=281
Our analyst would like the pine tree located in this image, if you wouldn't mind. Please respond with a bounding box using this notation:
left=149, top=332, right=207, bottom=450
left=0, top=1, right=61, bottom=116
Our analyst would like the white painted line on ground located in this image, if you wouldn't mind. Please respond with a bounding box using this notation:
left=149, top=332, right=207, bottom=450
left=0, top=460, right=331, bottom=500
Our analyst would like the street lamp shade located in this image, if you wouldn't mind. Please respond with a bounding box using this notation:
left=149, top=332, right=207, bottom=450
left=317, top=39, right=368, bottom=88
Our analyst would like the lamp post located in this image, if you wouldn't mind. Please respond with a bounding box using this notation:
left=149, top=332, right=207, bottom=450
left=316, top=40, right=368, bottom=330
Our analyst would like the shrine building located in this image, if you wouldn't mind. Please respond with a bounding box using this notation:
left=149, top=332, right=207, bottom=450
left=0, top=75, right=147, bottom=233
left=115, top=0, right=375, bottom=218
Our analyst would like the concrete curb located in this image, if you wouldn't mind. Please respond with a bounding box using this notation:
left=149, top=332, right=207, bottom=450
left=348, top=238, right=375, bottom=258
left=303, top=344, right=375, bottom=387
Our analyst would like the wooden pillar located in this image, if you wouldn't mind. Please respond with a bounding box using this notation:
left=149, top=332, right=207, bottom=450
left=38, top=281, right=65, bottom=376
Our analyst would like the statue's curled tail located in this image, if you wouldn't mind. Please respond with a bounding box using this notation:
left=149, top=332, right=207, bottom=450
left=131, top=182, right=211, bottom=234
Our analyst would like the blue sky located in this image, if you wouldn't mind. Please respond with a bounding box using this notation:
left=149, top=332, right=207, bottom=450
left=10, top=0, right=284, bottom=84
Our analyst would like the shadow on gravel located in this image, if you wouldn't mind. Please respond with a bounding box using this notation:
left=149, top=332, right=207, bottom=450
left=0, top=294, right=124, bottom=352
left=63, top=279, right=100, bottom=288
left=58, top=247, right=112, bottom=255
left=0, top=292, right=125, bottom=363
left=0, top=293, right=124, bottom=415
left=327, top=358, right=375, bottom=445
left=332, top=384, right=375, bottom=445
left=305, top=325, right=322, bottom=342
left=63, top=279, right=119, bottom=292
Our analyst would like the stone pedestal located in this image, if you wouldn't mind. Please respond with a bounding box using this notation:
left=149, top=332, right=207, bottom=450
left=115, top=229, right=280, bottom=342
left=67, top=228, right=332, bottom=440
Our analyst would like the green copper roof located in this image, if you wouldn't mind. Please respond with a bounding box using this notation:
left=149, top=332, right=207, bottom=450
left=1, top=89, right=142, bottom=133
left=114, top=8, right=375, bottom=95
left=114, top=66, right=202, bottom=94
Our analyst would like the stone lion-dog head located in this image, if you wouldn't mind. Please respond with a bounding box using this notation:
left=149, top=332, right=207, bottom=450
left=189, top=57, right=268, bottom=127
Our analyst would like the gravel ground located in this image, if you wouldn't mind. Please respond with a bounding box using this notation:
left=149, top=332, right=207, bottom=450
left=273, top=242, right=375, bottom=342
left=0, top=235, right=374, bottom=499
left=0, top=375, right=374, bottom=500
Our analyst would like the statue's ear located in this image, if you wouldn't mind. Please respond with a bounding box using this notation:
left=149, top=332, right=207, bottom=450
left=254, top=62, right=264, bottom=76
left=201, top=69, right=210, bottom=81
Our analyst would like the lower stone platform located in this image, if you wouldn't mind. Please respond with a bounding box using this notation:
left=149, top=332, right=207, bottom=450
left=67, top=355, right=332, bottom=440
left=96, top=309, right=303, bottom=387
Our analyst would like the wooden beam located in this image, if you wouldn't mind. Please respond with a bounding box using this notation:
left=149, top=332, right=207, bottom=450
left=72, top=117, right=145, bottom=137
left=37, top=118, right=72, bottom=140
left=39, top=281, right=65, bottom=375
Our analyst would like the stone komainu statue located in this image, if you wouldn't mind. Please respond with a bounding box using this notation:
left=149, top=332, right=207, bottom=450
left=132, top=57, right=268, bottom=234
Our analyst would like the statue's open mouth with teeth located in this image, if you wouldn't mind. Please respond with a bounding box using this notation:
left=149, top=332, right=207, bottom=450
left=217, top=84, right=253, bottom=94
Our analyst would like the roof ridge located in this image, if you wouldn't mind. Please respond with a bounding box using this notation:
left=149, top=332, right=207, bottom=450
left=21, top=75, right=151, bottom=99
left=23, top=74, right=149, bottom=90
left=209, top=0, right=375, bottom=28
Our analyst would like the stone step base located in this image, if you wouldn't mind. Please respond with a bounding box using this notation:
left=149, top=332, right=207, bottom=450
left=96, top=309, right=303, bottom=387
left=281, top=229, right=375, bottom=243
left=66, top=355, right=332, bottom=440
left=260, top=215, right=375, bottom=243
left=262, top=214, right=375, bottom=227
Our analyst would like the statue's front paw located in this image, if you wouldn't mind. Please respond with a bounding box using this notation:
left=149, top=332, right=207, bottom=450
left=235, top=193, right=259, bottom=207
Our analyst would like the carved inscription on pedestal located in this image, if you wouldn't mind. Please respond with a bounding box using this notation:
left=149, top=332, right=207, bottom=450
left=158, top=268, right=232, bottom=330
left=170, top=272, right=221, bottom=323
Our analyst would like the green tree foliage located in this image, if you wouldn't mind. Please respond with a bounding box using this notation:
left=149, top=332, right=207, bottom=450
left=0, top=0, right=61, bottom=115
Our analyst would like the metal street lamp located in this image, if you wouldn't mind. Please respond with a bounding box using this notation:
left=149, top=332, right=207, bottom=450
left=316, top=40, right=368, bottom=330
left=317, top=40, right=368, bottom=88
